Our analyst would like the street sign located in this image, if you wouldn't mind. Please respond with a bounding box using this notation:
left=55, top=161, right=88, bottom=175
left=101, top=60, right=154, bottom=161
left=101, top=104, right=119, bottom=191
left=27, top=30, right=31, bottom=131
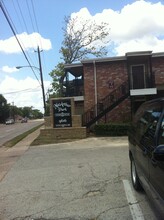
left=53, top=99, right=72, bottom=128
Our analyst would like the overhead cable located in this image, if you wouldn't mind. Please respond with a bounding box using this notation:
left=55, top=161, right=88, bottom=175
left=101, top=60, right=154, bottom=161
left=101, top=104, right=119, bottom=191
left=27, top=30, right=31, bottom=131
left=2, top=86, right=41, bottom=95
left=0, top=1, right=41, bottom=86
left=14, top=0, right=38, bottom=64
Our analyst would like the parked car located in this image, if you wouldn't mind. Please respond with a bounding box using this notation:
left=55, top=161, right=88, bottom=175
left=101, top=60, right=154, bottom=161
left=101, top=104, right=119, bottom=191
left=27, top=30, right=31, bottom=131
left=5, top=118, right=14, bottom=125
left=128, top=98, right=164, bottom=217
left=21, top=117, right=28, bottom=123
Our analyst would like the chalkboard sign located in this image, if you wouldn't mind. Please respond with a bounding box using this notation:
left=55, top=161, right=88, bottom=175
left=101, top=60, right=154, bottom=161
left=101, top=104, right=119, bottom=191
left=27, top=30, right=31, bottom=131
left=53, top=99, right=72, bottom=128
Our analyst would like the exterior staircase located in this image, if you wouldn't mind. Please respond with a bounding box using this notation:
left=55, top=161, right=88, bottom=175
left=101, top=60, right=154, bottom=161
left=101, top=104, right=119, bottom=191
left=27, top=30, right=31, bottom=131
left=82, top=81, right=129, bottom=128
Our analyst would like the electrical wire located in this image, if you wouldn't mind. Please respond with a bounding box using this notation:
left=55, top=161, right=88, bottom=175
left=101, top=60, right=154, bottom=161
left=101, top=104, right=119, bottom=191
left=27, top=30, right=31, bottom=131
left=13, top=0, right=36, bottom=66
left=15, top=0, right=38, bottom=65
left=0, top=0, right=49, bottom=109
left=31, top=0, right=49, bottom=79
left=12, top=1, right=24, bottom=33
left=24, top=0, right=39, bottom=65
left=2, top=86, right=41, bottom=95
left=31, top=0, right=40, bottom=33
left=1, top=1, right=37, bottom=67
left=0, top=1, right=41, bottom=86
left=26, top=0, right=36, bottom=33
left=21, top=0, right=48, bottom=84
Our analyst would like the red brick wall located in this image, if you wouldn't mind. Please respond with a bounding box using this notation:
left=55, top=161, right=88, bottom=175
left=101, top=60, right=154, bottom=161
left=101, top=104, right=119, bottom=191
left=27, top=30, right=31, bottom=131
left=105, top=98, right=131, bottom=123
left=96, top=61, right=128, bottom=100
left=83, top=61, right=128, bottom=109
left=152, top=56, right=164, bottom=86
left=83, top=63, right=95, bottom=110
left=83, top=60, right=130, bottom=123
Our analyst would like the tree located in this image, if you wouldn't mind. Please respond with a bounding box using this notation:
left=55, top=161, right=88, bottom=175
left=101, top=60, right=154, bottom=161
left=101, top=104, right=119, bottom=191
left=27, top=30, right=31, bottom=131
left=49, top=62, right=65, bottom=97
left=0, top=94, right=9, bottom=123
left=60, top=16, right=110, bottom=63
left=31, top=109, right=43, bottom=119
left=18, top=106, right=43, bottom=119
left=50, top=15, right=110, bottom=95
left=19, top=106, right=33, bottom=118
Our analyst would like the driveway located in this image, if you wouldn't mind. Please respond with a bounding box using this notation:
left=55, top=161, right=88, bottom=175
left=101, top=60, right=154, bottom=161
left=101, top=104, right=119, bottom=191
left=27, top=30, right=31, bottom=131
left=0, top=137, right=157, bottom=220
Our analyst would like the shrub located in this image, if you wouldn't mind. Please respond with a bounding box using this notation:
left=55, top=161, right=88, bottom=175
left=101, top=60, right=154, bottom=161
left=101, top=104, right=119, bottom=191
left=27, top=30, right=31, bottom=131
left=94, top=123, right=130, bottom=136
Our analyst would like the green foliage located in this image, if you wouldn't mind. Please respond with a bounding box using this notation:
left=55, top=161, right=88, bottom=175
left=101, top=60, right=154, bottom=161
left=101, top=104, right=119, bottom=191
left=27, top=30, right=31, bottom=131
left=31, top=109, right=43, bottom=119
left=0, top=94, right=10, bottom=123
left=0, top=94, right=43, bottom=123
left=49, top=62, right=65, bottom=97
left=94, top=123, right=130, bottom=136
left=19, top=106, right=33, bottom=118
left=19, top=106, right=43, bottom=119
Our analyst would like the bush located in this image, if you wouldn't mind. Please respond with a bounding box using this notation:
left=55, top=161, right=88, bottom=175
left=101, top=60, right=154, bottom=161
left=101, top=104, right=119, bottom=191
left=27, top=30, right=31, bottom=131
left=94, top=123, right=130, bottom=136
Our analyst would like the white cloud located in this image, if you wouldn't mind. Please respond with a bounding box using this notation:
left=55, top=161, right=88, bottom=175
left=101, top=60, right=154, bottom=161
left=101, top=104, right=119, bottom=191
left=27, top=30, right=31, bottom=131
left=0, top=76, right=51, bottom=112
left=0, top=32, right=52, bottom=54
left=72, top=1, right=164, bottom=56
left=1, top=66, right=19, bottom=73
left=71, top=7, right=92, bottom=20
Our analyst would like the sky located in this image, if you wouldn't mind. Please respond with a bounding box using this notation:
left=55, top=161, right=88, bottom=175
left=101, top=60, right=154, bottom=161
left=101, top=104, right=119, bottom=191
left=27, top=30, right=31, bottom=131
left=0, top=0, right=164, bottom=113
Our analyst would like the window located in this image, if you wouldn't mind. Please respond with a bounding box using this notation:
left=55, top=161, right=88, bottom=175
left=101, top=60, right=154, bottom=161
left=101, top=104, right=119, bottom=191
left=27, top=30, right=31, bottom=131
left=136, top=105, right=162, bottom=145
left=159, top=116, right=164, bottom=145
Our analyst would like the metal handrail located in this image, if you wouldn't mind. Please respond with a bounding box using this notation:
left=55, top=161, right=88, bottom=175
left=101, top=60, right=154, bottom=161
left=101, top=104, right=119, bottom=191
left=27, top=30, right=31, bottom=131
left=82, top=81, right=129, bottom=127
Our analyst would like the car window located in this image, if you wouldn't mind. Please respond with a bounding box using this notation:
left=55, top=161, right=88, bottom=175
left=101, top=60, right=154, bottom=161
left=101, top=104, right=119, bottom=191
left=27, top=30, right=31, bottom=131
left=159, top=116, right=164, bottom=145
left=136, top=105, right=162, bottom=141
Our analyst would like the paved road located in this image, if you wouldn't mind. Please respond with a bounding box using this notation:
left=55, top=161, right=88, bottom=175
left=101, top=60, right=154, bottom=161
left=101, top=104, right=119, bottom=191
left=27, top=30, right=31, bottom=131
left=0, top=137, right=158, bottom=220
left=0, top=119, right=44, bottom=147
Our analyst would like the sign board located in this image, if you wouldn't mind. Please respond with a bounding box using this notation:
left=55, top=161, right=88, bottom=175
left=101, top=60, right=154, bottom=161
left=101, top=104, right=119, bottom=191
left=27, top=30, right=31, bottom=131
left=53, top=99, right=72, bottom=128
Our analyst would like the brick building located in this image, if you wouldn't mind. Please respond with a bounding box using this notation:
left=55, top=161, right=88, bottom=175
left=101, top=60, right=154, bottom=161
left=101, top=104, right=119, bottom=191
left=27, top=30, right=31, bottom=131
left=63, top=51, right=164, bottom=128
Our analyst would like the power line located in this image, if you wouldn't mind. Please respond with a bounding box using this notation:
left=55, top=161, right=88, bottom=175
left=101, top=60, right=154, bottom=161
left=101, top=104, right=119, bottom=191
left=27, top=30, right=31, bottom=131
left=31, top=0, right=40, bottom=33
left=2, top=86, right=41, bottom=95
left=0, top=1, right=41, bottom=86
left=14, top=0, right=38, bottom=65
left=30, top=0, right=48, bottom=77
left=13, top=0, right=28, bottom=34
left=26, top=0, right=36, bottom=33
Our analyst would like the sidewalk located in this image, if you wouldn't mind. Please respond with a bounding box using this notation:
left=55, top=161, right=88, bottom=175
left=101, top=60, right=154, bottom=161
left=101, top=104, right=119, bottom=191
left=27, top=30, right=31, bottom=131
left=0, top=127, right=41, bottom=182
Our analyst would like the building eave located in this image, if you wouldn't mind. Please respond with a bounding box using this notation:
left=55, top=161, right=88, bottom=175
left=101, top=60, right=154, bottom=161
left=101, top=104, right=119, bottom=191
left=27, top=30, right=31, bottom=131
left=81, top=55, right=126, bottom=64
left=64, top=51, right=164, bottom=70
left=152, top=52, right=164, bottom=57
left=126, top=51, right=152, bottom=57
left=64, top=63, right=83, bottom=69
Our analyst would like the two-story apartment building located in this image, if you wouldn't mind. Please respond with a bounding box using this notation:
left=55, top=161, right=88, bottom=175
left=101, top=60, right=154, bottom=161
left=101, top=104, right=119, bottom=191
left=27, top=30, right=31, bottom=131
left=63, top=51, right=164, bottom=128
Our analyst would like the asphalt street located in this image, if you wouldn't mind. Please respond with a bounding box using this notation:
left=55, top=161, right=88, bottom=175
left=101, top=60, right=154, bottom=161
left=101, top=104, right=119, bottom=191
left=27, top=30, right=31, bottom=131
left=0, top=119, right=44, bottom=147
left=0, top=136, right=157, bottom=220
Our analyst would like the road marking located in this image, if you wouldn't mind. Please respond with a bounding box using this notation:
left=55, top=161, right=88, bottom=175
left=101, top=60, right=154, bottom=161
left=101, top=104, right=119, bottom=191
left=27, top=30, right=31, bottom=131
left=123, top=179, right=145, bottom=220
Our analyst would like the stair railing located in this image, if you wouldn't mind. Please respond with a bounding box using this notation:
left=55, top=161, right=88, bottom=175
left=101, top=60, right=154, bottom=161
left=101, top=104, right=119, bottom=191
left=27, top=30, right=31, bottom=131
left=82, top=81, right=129, bottom=127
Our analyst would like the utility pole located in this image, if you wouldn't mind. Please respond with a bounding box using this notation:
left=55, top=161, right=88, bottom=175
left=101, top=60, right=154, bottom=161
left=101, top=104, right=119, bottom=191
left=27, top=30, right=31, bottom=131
left=37, top=46, right=46, bottom=115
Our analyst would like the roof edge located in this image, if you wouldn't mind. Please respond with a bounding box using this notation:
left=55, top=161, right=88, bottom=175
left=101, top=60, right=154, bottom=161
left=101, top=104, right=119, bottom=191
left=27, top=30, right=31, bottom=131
left=64, top=51, right=164, bottom=67
left=64, top=63, right=82, bottom=69
left=126, top=51, right=152, bottom=57
left=81, top=55, right=126, bottom=64
left=152, top=52, right=164, bottom=57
